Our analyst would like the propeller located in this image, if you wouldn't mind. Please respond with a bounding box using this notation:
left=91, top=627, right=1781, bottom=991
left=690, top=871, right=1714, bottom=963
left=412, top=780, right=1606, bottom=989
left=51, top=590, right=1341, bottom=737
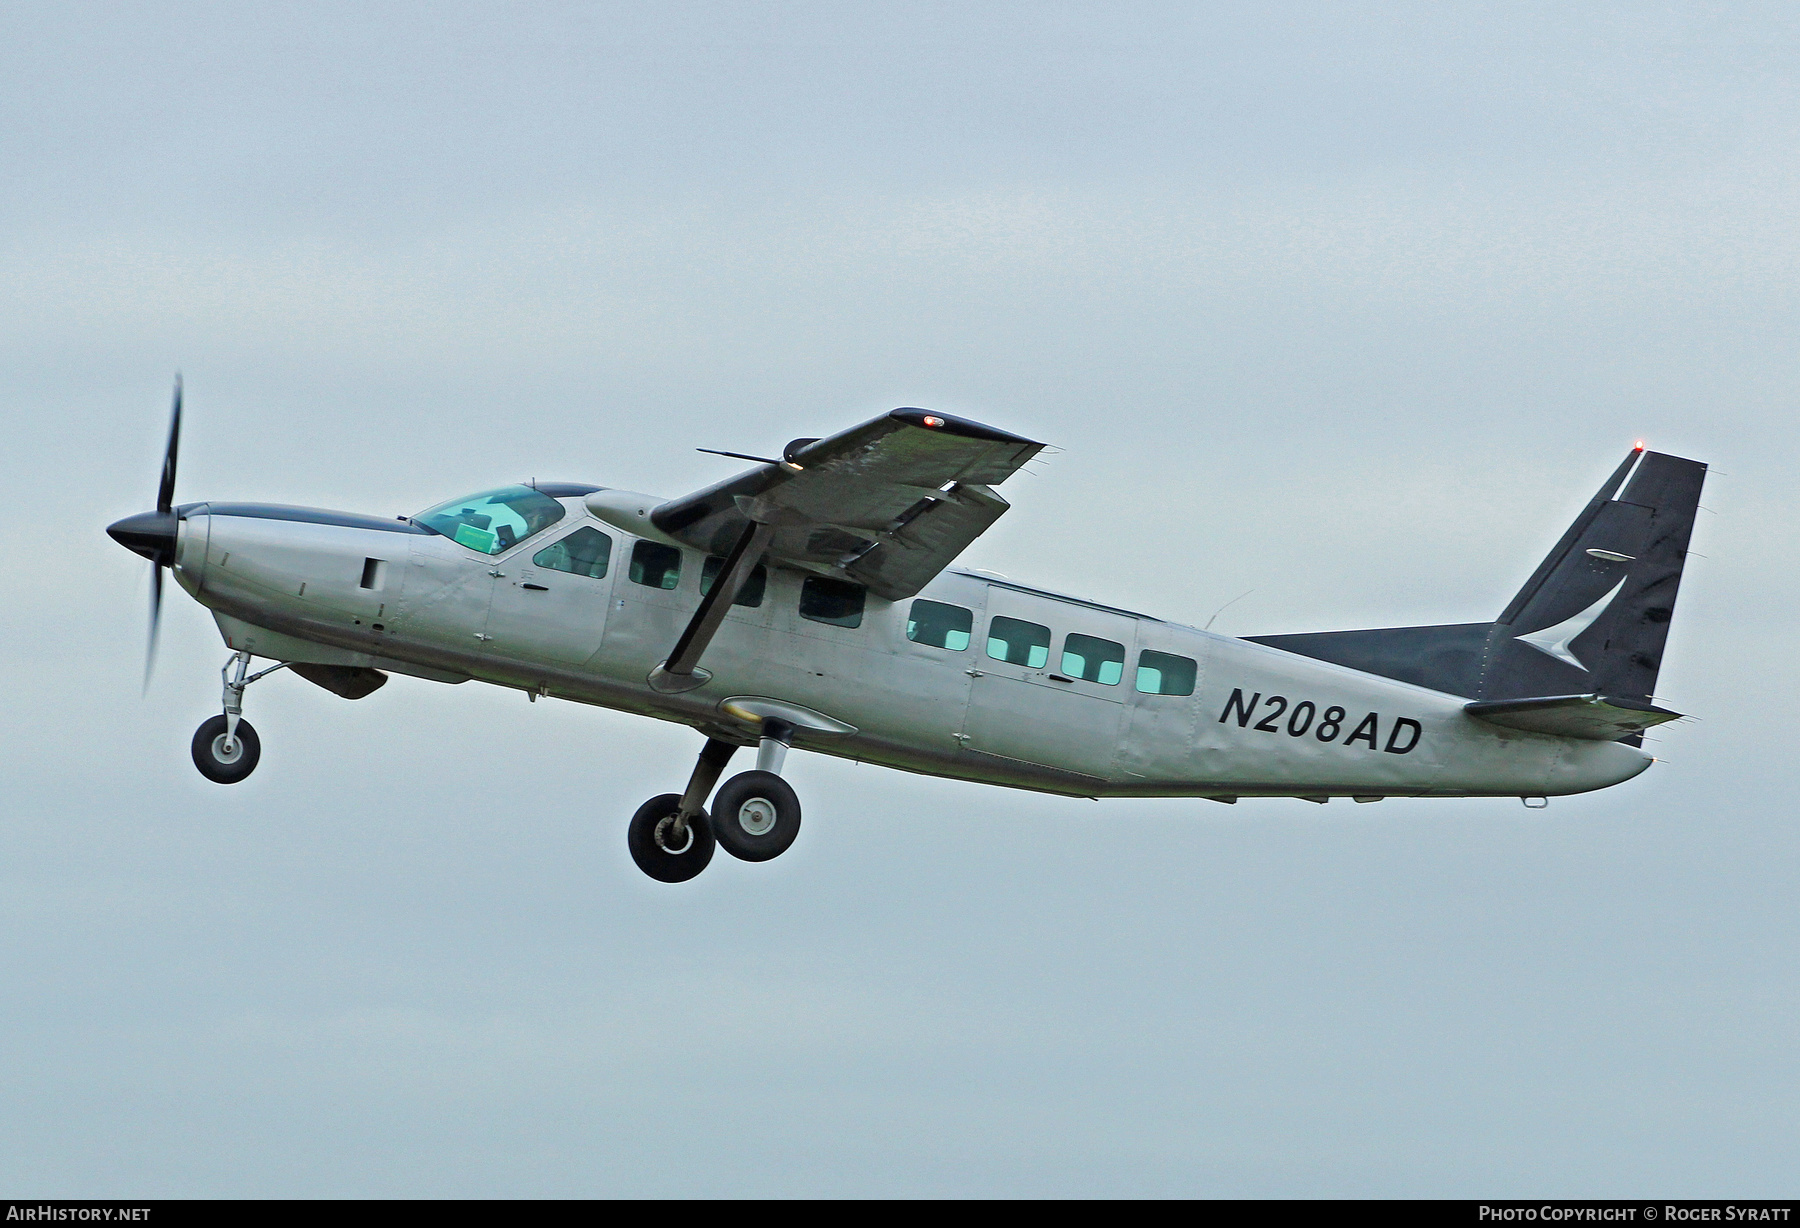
left=145, top=375, right=182, bottom=688
left=107, top=376, right=183, bottom=691
left=159, top=374, right=181, bottom=517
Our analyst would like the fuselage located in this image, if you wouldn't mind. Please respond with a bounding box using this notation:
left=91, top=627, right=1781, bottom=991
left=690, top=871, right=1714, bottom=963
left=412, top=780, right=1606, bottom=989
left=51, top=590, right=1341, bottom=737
left=164, top=491, right=1652, bottom=802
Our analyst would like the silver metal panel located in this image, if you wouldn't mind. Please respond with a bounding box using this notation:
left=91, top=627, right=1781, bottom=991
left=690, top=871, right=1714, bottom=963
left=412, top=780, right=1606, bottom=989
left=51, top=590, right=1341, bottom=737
left=1464, top=693, right=1682, bottom=740
left=841, top=483, right=1012, bottom=601
left=961, top=585, right=1137, bottom=781
left=482, top=522, right=616, bottom=666
left=395, top=539, right=495, bottom=653
left=201, top=513, right=407, bottom=634
left=1117, top=625, right=1212, bottom=785
left=211, top=611, right=367, bottom=665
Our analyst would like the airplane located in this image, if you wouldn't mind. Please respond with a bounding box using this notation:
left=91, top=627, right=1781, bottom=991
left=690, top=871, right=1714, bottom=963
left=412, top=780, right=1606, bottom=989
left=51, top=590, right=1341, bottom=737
left=107, top=380, right=1708, bottom=883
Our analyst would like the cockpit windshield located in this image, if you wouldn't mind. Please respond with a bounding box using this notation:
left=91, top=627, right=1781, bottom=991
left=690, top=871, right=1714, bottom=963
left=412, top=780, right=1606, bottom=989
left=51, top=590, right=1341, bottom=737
left=414, top=485, right=566, bottom=555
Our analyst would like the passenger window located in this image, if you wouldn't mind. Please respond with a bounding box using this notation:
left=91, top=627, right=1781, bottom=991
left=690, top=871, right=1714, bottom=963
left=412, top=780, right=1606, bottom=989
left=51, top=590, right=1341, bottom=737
left=533, top=526, right=613, bottom=579
left=907, top=600, right=973, bottom=650
left=700, top=556, right=767, bottom=607
left=1136, top=649, right=1197, bottom=696
left=1062, top=633, right=1125, bottom=685
left=629, top=542, right=682, bottom=590
left=987, top=616, right=1051, bottom=668
left=799, top=576, right=866, bottom=627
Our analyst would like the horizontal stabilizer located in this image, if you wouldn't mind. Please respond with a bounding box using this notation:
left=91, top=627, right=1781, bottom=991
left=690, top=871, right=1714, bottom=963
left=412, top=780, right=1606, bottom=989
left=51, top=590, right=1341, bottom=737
left=1463, top=693, right=1681, bottom=741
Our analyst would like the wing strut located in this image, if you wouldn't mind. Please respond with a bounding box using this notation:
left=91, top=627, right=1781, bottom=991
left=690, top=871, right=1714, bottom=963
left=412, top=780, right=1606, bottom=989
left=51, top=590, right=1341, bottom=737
left=648, top=519, right=775, bottom=693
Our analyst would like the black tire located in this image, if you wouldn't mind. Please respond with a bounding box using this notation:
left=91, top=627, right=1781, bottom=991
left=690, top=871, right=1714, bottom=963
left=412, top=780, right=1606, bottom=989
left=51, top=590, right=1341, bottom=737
left=191, top=715, right=261, bottom=784
left=627, top=793, right=715, bottom=883
left=709, top=770, right=801, bottom=862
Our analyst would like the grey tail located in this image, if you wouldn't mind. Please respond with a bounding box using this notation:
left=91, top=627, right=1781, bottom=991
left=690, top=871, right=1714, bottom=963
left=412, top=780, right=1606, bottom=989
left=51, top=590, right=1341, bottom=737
left=1245, top=447, right=1708, bottom=720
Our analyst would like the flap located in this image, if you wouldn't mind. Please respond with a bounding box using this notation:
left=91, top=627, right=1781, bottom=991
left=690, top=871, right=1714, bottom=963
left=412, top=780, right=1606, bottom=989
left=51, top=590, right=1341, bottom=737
left=651, top=408, right=1044, bottom=601
left=1464, top=693, right=1683, bottom=741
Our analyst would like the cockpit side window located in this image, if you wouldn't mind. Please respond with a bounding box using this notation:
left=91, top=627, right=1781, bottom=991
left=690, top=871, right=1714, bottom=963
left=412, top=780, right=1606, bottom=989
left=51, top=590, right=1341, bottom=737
left=630, top=541, right=683, bottom=590
left=415, top=485, right=566, bottom=556
left=534, top=526, right=612, bottom=578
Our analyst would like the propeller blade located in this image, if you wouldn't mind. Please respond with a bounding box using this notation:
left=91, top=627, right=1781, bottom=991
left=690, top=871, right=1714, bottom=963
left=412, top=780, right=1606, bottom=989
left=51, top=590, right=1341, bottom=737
left=144, top=562, right=164, bottom=693
left=157, top=374, right=182, bottom=515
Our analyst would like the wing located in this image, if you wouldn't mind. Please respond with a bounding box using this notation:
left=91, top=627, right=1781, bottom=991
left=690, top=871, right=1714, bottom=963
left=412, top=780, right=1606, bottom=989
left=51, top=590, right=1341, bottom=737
left=649, top=408, right=1045, bottom=601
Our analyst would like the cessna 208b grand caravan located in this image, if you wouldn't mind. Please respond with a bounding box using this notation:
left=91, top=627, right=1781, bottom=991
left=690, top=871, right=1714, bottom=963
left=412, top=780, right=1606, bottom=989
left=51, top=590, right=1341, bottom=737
left=107, top=383, right=1707, bottom=882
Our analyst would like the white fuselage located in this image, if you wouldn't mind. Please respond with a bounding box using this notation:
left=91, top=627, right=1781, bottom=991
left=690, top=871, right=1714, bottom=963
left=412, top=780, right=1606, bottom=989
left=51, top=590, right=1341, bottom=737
left=169, top=495, right=1652, bottom=801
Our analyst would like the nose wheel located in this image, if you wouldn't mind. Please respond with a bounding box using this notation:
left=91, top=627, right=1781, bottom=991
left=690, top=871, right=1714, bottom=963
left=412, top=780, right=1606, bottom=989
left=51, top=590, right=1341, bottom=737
left=192, top=714, right=261, bottom=783
left=190, top=650, right=285, bottom=784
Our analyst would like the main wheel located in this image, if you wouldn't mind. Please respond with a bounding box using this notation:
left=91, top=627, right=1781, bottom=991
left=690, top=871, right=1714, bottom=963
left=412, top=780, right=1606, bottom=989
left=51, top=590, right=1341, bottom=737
left=709, top=770, right=801, bottom=862
left=627, top=793, right=715, bottom=883
left=191, top=715, right=261, bottom=784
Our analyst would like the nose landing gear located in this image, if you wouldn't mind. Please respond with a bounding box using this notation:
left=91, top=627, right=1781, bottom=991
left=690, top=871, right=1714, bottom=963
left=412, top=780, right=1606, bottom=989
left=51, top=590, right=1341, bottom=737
left=190, top=650, right=285, bottom=784
left=626, top=720, right=803, bottom=882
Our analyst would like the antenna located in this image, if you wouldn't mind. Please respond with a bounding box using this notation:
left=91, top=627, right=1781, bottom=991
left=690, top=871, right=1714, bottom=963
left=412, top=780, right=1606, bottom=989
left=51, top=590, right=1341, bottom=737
left=697, top=448, right=780, bottom=465
left=1203, top=589, right=1254, bottom=632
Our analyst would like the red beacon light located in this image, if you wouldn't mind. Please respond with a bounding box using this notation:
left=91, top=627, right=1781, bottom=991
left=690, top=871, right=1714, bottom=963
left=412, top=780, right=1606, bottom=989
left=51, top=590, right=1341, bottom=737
left=922, top=415, right=945, bottom=428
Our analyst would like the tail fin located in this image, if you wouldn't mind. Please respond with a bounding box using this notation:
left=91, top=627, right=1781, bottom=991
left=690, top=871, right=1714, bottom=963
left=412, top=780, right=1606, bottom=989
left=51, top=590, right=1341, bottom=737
left=1247, top=446, right=1707, bottom=711
left=1483, top=447, right=1706, bottom=705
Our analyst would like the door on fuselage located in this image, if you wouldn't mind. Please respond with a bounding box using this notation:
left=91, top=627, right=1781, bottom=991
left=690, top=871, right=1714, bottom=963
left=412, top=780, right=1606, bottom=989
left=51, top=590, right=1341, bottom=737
left=1117, top=633, right=1208, bottom=785
left=961, top=586, right=1137, bottom=781
left=483, top=523, right=617, bottom=665
left=396, top=484, right=575, bottom=659
left=395, top=542, right=497, bottom=655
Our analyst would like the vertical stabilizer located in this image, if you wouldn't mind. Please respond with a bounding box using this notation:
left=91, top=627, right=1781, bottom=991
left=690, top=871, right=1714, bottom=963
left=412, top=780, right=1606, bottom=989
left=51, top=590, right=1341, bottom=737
left=1480, top=448, right=1707, bottom=705
left=1246, top=447, right=1707, bottom=720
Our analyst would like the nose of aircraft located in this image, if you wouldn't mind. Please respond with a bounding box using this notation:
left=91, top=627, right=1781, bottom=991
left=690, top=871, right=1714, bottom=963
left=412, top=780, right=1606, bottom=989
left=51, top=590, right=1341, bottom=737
left=107, top=510, right=179, bottom=564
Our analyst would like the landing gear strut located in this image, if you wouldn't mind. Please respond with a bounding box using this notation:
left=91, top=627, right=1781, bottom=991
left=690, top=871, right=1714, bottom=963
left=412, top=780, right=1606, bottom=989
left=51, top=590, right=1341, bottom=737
left=626, top=720, right=803, bottom=881
left=190, top=650, right=284, bottom=784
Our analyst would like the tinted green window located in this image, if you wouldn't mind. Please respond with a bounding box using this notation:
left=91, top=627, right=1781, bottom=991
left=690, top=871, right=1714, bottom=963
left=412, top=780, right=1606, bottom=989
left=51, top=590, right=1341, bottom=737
left=1062, top=633, right=1125, bottom=685
left=987, top=616, right=1050, bottom=668
left=907, top=600, right=973, bottom=650
left=415, top=485, right=566, bottom=556
left=701, top=556, right=767, bottom=607
left=1135, top=649, right=1198, bottom=696
left=533, top=526, right=612, bottom=578
left=629, top=541, right=682, bottom=590
left=799, top=576, right=866, bottom=627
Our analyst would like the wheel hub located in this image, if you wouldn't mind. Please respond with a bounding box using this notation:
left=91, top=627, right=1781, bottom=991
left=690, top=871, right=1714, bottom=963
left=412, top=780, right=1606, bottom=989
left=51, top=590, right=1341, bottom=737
left=653, top=814, right=695, bottom=855
left=737, top=797, right=778, bottom=837
left=211, top=734, right=242, bottom=764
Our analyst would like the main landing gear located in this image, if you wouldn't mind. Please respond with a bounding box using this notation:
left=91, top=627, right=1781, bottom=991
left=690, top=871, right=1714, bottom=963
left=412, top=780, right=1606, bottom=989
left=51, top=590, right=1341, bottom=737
left=191, top=650, right=285, bottom=784
left=627, top=719, right=803, bottom=883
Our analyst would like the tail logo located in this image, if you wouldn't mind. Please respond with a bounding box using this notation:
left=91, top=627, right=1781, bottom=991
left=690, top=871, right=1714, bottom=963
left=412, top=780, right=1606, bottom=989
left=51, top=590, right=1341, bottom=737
left=1514, top=579, right=1626, bottom=671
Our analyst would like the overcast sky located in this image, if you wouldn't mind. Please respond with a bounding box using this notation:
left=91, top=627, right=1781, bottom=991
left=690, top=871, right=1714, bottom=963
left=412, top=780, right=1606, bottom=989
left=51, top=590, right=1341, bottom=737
left=3, top=1, right=1796, bottom=1196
